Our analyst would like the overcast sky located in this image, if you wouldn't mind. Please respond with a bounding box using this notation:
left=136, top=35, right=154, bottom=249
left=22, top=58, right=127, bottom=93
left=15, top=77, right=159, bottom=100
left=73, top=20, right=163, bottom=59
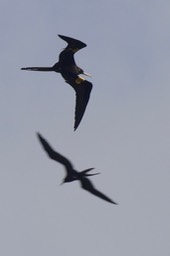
left=0, top=1, right=170, bottom=255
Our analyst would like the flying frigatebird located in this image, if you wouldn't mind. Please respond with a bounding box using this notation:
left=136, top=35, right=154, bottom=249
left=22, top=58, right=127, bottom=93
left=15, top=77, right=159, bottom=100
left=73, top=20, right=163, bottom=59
left=21, top=35, right=92, bottom=130
left=37, top=133, right=117, bottom=205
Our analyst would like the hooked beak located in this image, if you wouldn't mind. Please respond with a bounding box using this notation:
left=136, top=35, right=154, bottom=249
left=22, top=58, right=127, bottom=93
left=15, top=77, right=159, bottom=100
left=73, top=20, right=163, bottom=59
left=83, top=72, right=92, bottom=77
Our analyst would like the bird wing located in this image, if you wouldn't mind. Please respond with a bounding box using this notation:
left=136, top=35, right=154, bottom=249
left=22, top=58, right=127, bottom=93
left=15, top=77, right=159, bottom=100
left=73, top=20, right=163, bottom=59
left=58, top=34, right=86, bottom=52
left=58, top=35, right=86, bottom=67
left=58, top=50, right=76, bottom=67
left=80, top=177, right=117, bottom=205
left=73, top=79, right=92, bottom=130
left=61, top=73, right=92, bottom=130
left=37, top=133, right=74, bottom=174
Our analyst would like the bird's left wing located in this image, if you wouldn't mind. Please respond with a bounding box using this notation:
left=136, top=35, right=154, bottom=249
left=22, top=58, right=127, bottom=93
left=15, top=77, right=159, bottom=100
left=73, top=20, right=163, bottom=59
left=80, top=177, right=117, bottom=205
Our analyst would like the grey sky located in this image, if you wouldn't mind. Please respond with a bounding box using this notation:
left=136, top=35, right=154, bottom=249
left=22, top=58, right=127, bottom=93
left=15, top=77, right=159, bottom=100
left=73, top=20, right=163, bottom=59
left=0, top=0, right=170, bottom=255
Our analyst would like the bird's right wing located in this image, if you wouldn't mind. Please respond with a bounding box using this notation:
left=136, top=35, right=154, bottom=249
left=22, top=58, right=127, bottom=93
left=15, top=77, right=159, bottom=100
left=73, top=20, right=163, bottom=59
left=37, top=133, right=74, bottom=171
left=58, top=34, right=87, bottom=52
left=80, top=177, right=117, bottom=205
left=61, top=73, right=92, bottom=130
left=58, top=35, right=87, bottom=66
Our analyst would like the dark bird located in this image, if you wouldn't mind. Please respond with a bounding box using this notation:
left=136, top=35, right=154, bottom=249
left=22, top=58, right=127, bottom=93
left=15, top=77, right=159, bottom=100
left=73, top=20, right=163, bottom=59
left=21, top=34, right=93, bottom=130
left=37, top=133, right=117, bottom=205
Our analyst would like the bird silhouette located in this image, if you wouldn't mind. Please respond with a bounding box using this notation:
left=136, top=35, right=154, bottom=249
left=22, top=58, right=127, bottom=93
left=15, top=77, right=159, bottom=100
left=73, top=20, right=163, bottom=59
left=37, top=133, right=117, bottom=205
left=21, top=35, right=92, bottom=130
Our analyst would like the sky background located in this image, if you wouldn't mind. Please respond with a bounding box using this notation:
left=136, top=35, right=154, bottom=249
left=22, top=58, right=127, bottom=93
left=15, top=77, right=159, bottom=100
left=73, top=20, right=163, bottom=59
left=0, top=0, right=170, bottom=255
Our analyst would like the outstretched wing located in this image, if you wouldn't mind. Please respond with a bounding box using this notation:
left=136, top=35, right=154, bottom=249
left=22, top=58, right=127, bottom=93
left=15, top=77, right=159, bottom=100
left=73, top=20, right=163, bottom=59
left=37, top=133, right=74, bottom=174
left=58, top=35, right=86, bottom=67
left=58, top=34, right=86, bottom=52
left=73, top=79, right=92, bottom=130
left=61, top=73, right=92, bottom=130
left=80, top=177, right=117, bottom=205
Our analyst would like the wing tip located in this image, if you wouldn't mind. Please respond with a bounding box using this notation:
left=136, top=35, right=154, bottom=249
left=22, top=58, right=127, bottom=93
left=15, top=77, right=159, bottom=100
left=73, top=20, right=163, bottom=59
left=36, top=132, right=46, bottom=146
left=58, top=34, right=87, bottom=48
left=36, top=131, right=41, bottom=139
left=111, top=200, right=118, bottom=205
left=74, top=123, right=79, bottom=131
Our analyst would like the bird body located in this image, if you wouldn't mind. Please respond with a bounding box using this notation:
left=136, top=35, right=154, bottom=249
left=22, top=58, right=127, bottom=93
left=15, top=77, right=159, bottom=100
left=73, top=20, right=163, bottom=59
left=21, top=35, right=92, bottom=130
left=37, top=133, right=117, bottom=205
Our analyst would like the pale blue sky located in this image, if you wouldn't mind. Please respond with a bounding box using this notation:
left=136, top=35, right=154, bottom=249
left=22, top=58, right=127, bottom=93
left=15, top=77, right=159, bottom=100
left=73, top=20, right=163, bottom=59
left=0, top=1, right=170, bottom=255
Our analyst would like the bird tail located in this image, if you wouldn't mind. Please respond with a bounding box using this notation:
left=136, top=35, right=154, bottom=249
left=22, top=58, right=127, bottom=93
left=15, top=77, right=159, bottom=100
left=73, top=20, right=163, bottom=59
left=21, top=67, right=53, bottom=71
left=80, top=168, right=100, bottom=177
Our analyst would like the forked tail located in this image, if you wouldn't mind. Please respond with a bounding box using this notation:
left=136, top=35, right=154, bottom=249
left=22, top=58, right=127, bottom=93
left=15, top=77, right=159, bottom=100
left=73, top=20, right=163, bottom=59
left=81, top=168, right=100, bottom=177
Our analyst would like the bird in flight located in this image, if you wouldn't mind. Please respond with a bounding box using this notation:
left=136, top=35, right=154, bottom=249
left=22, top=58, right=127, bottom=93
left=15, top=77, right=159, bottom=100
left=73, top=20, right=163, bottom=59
left=37, top=133, right=117, bottom=205
left=21, top=34, right=92, bottom=130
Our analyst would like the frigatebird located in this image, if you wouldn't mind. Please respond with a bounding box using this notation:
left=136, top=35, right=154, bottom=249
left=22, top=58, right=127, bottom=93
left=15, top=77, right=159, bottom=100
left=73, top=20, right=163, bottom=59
left=21, top=35, right=92, bottom=130
left=37, top=133, right=117, bottom=205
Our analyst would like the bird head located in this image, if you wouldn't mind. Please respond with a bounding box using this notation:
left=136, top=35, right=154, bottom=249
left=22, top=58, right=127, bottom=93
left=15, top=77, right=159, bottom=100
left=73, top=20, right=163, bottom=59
left=78, top=67, right=92, bottom=77
left=60, top=176, right=72, bottom=185
left=60, top=178, right=67, bottom=185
